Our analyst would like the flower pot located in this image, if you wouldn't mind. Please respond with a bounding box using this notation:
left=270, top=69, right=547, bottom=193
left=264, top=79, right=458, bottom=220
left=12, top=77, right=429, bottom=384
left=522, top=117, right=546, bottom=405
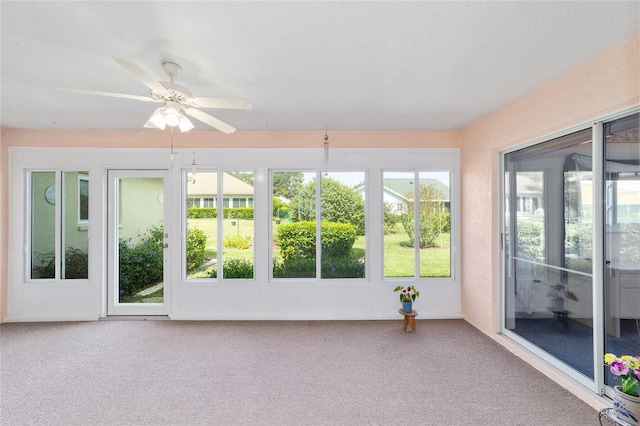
left=550, top=297, right=564, bottom=311
left=402, top=301, right=412, bottom=313
left=613, top=386, right=640, bottom=426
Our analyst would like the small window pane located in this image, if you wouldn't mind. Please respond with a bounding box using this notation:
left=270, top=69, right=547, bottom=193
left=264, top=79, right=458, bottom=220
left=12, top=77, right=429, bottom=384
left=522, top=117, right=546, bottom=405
left=222, top=172, right=254, bottom=279
left=383, top=171, right=415, bottom=278
left=273, top=171, right=315, bottom=278
left=62, top=171, right=89, bottom=279
left=320, top=172, right=365, bottom=278
left=418, top=172, right=451, bottom=278
left=31, top=172, right=56, bottom=279
left=186, top=172, right=217, bottom=279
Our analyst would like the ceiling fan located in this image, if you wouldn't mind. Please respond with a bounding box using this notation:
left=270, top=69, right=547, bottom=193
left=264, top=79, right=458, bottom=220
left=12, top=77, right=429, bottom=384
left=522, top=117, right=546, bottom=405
left=58, top=57, right=252, bottom=133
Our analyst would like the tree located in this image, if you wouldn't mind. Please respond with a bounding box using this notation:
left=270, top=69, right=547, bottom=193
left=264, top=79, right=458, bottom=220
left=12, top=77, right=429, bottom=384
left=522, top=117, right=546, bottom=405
left=401, top=185, right=447, bottom=248
left=290, top=177, right=365, bottom=234
left=228, top=172, right=254, bottom=186
left=272, top=172, right=304, bottom=200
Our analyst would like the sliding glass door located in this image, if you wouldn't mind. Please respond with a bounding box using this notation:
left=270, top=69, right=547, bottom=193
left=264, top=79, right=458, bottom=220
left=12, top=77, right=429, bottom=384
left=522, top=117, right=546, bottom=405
left=503, top=128, right=595, bottom=380
left=502, top=111, right=640, bottom=395
left=603, top=114, right=640, bottom=392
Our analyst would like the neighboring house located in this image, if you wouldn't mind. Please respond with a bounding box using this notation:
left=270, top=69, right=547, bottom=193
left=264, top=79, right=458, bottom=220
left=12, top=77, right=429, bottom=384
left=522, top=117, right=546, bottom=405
left=187, top=172, right=254, bottom=208
left=355, top=178, right=450, bottom=213
left=513, top=173, right=544, bottom=217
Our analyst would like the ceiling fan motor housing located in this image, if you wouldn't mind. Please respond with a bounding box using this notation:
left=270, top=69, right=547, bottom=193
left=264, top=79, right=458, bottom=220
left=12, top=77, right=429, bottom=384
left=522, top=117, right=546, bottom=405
left=153, top=81, right=192, bottom=103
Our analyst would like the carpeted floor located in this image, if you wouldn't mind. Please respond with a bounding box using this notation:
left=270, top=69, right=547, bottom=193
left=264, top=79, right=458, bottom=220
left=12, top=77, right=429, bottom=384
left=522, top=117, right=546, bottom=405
left=512, top=318, right=640, bottom=379
left=1, top=319, right=600, bottom=425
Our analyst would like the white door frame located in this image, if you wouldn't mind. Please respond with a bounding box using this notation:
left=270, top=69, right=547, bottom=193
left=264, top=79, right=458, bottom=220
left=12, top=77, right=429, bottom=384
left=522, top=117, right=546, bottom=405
left=107, top=169, right=170, bottom=316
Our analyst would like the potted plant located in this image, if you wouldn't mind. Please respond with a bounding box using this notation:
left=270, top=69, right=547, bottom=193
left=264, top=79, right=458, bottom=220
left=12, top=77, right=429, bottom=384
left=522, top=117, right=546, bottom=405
left=546, top=282, right=578, bottom=311
left=604, top=353, right=640, bottom=425
left=394, top=285, right=419, bottom=313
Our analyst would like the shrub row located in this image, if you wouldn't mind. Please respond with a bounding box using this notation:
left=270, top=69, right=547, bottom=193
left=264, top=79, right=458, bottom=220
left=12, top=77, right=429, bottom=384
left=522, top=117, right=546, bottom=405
left=275, top=221, right=356, bottom=262
left=272, top=257, right=365, bottom=278
left=187, top=207, right=254, bottom=219
left=203, top=256, right=365, bottom=279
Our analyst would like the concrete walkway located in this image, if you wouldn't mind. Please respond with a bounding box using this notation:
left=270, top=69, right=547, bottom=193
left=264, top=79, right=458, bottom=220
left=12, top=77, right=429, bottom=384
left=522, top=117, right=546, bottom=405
left=136, top=282, right=164, bottom=296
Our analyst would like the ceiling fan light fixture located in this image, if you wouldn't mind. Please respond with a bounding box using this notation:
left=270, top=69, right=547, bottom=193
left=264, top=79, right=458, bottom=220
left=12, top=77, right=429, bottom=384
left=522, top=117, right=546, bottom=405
left=163, top=109, right=181, bottom=127
left=178, top=115, right=195, bottom=133
left=144, top=108, right=167, bottom=130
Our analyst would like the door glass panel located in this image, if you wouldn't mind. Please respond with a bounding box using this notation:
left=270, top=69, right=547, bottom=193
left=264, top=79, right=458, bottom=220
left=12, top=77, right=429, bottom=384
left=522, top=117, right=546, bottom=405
left=31, top=172, right=56, bottom=279
left=604, top=113, right=640, bottom=389
left=116, top=177, right=165, bottom=304
left=504, top=128, right=595, bottom=379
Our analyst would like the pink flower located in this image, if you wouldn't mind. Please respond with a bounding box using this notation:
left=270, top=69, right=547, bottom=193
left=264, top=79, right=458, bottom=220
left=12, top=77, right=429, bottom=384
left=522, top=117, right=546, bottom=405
left=610, top=361, right=629, bottom=376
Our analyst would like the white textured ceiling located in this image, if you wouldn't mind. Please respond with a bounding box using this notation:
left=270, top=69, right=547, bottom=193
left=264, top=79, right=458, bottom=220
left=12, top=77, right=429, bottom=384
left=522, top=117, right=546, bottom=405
left=1, top=1, right=639, bottom=132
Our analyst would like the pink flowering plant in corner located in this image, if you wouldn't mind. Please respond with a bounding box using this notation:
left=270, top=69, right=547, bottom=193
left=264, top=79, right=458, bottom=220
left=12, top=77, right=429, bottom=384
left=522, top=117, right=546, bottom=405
left=393, top=285, right=419, bottom=303
left=604, top=353, right=640, bottom=396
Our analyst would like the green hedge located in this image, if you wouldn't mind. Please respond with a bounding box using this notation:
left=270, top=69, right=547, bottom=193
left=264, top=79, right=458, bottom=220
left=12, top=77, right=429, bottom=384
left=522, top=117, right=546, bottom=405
left=272, top=256, right=365, bottom=278
left=187, top=207, right=254, bottom=219
left=119, top=224, right=206, bottom=295
left=207, top=258, right=254, bottom=279
left=275, top=221, right=356, bottom=262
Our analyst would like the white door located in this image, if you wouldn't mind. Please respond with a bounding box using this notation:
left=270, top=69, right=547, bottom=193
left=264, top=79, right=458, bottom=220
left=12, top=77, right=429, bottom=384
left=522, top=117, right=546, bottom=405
left=107, top=170, right=170, bottom=315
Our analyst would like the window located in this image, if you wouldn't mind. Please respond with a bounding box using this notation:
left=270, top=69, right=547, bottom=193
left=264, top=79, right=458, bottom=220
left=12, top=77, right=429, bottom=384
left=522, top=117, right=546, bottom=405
left=270, top=171, right=367, bottom=280
left=185, top=171, right=217, bottom=279
left=272, top=171, right=316, bottom=278
left=78, top=174, right=89, bottom=224
left=320, top=172, right=366, bottom=279
left=185, top=171, right=255, bottom=279
left=383, top=171, right=451, bottom=278
left=29, top=171, right=89, bottom=280
left=31, top=172, right=56, bottom=279
left=221, top=172, right=254, bottom=279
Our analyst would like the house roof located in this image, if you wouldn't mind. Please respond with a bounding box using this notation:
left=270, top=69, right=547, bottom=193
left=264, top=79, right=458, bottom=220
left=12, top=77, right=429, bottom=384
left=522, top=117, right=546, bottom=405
left=1, top=2, right=638, bottom=132
left=383, top=178, right=449, bottom=200
left=354, top=178, right=450, bottom=201
left=188, top=172, right=254, bottom=197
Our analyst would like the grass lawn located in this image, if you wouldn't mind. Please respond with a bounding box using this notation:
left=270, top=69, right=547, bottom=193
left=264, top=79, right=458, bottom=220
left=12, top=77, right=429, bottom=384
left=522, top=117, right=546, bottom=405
left=187, top=218, right=450, bottom=278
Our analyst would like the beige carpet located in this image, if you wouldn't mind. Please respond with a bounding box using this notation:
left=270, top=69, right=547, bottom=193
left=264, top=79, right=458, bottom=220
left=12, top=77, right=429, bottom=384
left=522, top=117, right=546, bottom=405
left=1, top=319, right=598, bottom=425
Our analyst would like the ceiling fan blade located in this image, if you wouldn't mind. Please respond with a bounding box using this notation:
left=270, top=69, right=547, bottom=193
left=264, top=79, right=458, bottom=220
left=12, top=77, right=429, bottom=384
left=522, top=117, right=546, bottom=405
left=112, top=57, right=167, bottom=94
left=190, top=97, right=253, bottom=110
left=184, top=107, right=236, bottom=134
left=58, top=87, right=158, bottom=102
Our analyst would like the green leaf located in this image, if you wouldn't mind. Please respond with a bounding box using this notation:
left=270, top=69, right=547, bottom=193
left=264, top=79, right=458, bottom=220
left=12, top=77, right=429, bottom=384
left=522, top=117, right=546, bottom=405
left=565, top=290, right=578, bottom=301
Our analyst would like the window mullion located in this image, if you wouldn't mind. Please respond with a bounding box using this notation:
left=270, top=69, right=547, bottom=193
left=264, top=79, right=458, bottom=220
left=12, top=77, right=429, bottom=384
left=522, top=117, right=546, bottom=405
left=414, top=170, right=420, bottom=279
left=316, top=171, right=322, bottom=279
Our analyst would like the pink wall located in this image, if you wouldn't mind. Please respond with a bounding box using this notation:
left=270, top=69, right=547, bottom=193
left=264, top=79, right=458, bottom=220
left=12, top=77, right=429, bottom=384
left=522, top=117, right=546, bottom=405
left=3, top=129, right=460, bottom=149
left=459, top=33, right=639, bottom=336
